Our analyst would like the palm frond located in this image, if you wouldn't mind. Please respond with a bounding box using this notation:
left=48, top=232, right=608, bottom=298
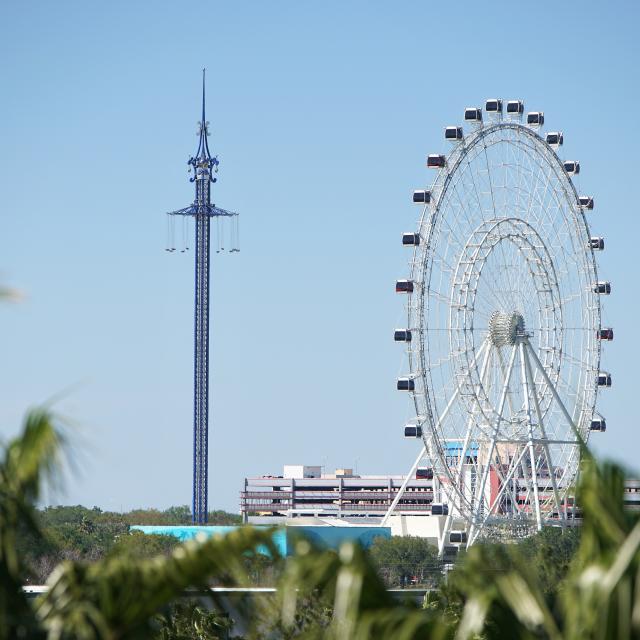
left=0, top=408, right=64, bottom=639
left=37, top=526, right=281, bottom=639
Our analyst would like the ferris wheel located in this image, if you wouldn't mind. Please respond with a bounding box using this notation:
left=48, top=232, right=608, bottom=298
left=384, top=100, right=611, bottom=550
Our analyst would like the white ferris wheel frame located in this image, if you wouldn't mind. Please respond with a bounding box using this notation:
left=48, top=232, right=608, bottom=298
left=383, top=114, right=606, bottom=551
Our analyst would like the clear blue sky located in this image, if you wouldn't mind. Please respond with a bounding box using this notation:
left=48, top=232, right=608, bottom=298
left=0, top=1, right=636, bottom=512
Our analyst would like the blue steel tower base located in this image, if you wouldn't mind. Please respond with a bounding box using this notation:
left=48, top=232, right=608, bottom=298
left=193, top=212, right=210, bottom=523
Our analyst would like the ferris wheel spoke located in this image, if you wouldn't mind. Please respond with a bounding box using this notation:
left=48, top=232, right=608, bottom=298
left=430, top=252, right=457, bottom=276
left=515, top=142, right=584, bottom=278
left=554, top=349, right=595, bottom=375
left=481, top=139, right=498, bottom=220
left=450, top=148, right=488, bottom=215
left=450, top=178, right=484, bottom=232
left=504, top=172, right=551, bottom=309
left=494, top=233, right=522, bottom=312
left=426, top=287, right=455, bottom=307
left=436, top=169, right=484, bottom=245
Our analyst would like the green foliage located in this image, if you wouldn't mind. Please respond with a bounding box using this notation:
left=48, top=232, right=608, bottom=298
left=517, top=526, right=581, bottom=598
left=207, top=510, right=243, bottom=526
left=0, top=408, right=64, bottom=639
left=445, top=450, right=640, bottom=640
left=123, top=506, right=192, bottom=526
left=266, top=539, right=451, bottom=640
left=17, top=504, right=241, bottom=584
left=38, top=506, right=129, bottom=559
left=368, top=535, right=441, bottom=588
left=109, top=531, right=178, bottom=560
left=243, top=552, right=282, bottom=588
left=121, top=506, right=241, bottom=527
left=2, top=406, right=640, bottom=640
left=36, top=526, right=280, bottom=639
left=155, top=601, right=233, bottom=640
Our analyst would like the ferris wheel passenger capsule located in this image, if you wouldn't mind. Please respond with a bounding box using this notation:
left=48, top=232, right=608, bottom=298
left=404, top=425, right=423, bottom=438
left=427, top=154, right=446, bottom=168
left=431, top=503, right=449, bottom=516
left=506, top=100, right=525, bottom=115
left=413, top=190, right=431, bottom=203
left=597, top=372, right=612, bottom=387
left=445, top=126, right=463, bottom=141
left=402, top=232, right=420, bottom=246
left=579, top=196, right=594, bottom=210
left=416, top=467, right=433, bottom=479
left=546, top=131, right=564, bottom=146
left=396, top=279, right=414, bottom=293
left=394, top=329, right=412, bottom=342
left=564, top=160, right=580, bottom=175
left=527, top=111, right=544, bottom=126
left=485, top=98, right=503, bottom=113
left=397, top=377, right=415, bottom=391
left=597, top=327, right=614, bottom=340
left=464, top=107, right=483, bottom=122
left=590, top=237, right=604, bottom=250
left=590, top=418, right=607, bottom=432
left=449, top=531, right=468, bottom=543
left=594, top=281, right=611, bottom=294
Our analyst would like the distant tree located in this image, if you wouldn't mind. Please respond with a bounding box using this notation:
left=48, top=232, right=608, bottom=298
left=517, top=525, right=581, bottom=598
left=368, top=535, right=441, bottom=588
left=123, top=509, right=171, bottom=526
left=163, top=505, right=191, bottom=524
left=18, top=505, right=130, bottom=583
left=121, top=506, right=240, bottom=526
left=110, top=531, right=178, bottom=559
left=18, top=503, right=243, bottom=584
left=208, top=510, right=242, bottom=526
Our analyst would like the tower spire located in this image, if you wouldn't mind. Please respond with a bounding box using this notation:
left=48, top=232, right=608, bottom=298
left=165, top=72, right=240, bottom=524
left=202, top=68, right=206, bottom=125
left=192, top=67, right=214, bottom=172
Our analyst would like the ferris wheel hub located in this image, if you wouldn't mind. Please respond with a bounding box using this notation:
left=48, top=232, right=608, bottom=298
left=489, top=311, right=525, bottom=347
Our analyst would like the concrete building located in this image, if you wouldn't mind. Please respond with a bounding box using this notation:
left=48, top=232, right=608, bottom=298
left=241, top=464, right=443, bottom=524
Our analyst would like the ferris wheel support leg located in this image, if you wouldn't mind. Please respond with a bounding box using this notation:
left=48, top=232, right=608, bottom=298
left=495, top=348, right=526, bottom=516
left=381, top=443, right=427, bottom=528
left=467, top=343, right=518, bottom=548
left=524, top=341, right=584, bottom=445
left=522, top=343, right=567, bottom=525
left=438, top=415, right=477, bottom=557
left=439, top=419, right=482, bottom=556
left=519, top=341, right=542, bottom=532
left=438, top=340, right=492, bottom=557
left=382, top=339, right=489, bottom=529
left=439, top=513, right=452, bottom=558
left=478, top=446, right=530, bottom=531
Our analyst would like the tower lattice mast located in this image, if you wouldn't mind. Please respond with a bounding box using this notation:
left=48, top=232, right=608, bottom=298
left=166, top=69, right=239, bottom=524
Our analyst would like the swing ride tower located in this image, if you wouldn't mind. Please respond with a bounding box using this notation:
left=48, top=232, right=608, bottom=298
left=166, top=70, right=239, bottom=524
